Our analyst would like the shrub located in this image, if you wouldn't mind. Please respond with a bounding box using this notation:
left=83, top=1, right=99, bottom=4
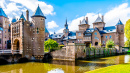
left=59, top=45, right=64, bottom=49
left=106, top=39, right=115, bottom=48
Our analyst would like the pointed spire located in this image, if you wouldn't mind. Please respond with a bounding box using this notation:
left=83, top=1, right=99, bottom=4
left=54, top=31, right=56, bottom=34
left=80, top=17, right=88, bottom=25
left=0, top=6, right=7, bottom=18
left=116, top=19, right=123, bottom=25
left=31, top=5, right=46, bottom=19
left=19, top=12, right=26, bottom=20
left=94, top=15, right=103, bottom=23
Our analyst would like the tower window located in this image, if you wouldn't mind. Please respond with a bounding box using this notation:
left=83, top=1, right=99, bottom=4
left=121, top=29, right=123, bottom=32
left=5, top=41, right=6, bottom=44
left=110, top=35, right=112, bottom=39
left=94, top=32, right=97, bottom=35
left=0, top=39, right=1, bottom=44
left=78, top=33, right=81, bottom=36
left=37, top=28, right=39, bottom=34
left=106, top=36, right=107, bottom=39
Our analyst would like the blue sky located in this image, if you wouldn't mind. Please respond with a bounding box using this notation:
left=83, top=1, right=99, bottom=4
left=0, top=0, right=130, bottom=34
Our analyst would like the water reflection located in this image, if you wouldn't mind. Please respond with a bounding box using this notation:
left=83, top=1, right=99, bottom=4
left=0, top=55, right=130, bottom=73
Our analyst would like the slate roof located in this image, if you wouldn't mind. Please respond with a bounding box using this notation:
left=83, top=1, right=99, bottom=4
left=19, top=13, right=26, bottom=20
left=31, top=5, right=46, bottom=18
left=12, top=17, right=17, bottom=23
left=0, top=27, right=3, bottom=31
left=0, top=7, right=7, bottom=18
left=50, top=33, right=64, bottom=39
left=94, top=16, right=103, bottom=23
left=63, top=31, right=76, bottom=40
left=80, top=18, right=88, bottom=25
left=85, top=26, right=116, bottom=34
left=116, top=19, right=123, bottom=25
left=45, top=27, right=49, bottom=33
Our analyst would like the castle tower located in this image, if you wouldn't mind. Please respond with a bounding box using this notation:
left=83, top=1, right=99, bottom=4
left=0, top=6, right=10, bottom=49
left=116, top=19, right=124, bottom=47
left=93, top=15, right=105, bottom=30
left=63, top=18, right=69, bottom=37
left=31, top=5, right=46, bottom=56
left=79, top=17, right=90, bottom=31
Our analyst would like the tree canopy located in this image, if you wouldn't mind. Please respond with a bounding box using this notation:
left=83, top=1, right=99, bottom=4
left=125, top=19, right=130, bottom=40
left=44, top=39, right=58, bottom=52
left=106, top=39, right=115, bottom=48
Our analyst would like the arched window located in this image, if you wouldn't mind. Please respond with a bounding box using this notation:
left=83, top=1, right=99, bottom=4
left=37, top=28, right=39, bottom=34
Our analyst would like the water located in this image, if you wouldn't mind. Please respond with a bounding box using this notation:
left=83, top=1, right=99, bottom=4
left=0, top=55, right=130, bottom=73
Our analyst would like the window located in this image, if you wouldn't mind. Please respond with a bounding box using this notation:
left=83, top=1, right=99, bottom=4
left=106, top=36, right=107, bottom=39
left=0, top=39, right=1, bottom=44
left=80, top=39, right=82, bottom=42
left=103, top=41, right=105, bottom=44
left=78, top=33, right=81, bottom=36
left=5, top=41, right=6, bottom=44
left=0, top=31, right=1, bottom=33
left=59, top=35, right=61, bottom=37
left=37, top=28, right=39, bottom=34
left=94, top=32, right=97, bottom=35
left=78, top=39, right=79, bottom=42
left=121, top=29, right=123, bottom=32
left=95, top=36, right=99, bottom=40
left=110, top=36, right=112, bottom=39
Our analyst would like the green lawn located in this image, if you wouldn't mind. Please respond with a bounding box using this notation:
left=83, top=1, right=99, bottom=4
left=86, top=63, right=130, bottom=73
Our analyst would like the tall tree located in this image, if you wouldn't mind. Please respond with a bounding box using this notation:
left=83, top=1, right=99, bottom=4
left=125, top=19, right=130, bottom=47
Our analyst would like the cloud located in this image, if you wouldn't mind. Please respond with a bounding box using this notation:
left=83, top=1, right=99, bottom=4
left=47, top=21, right=59, bottom=29
left=67, top=3, right=130, bottom=31
left=9, top=0, right=55, bottom=15
left=57, top=28, right=64, bottom=33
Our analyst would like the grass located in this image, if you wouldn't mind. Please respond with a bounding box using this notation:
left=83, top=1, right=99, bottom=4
left=86, top=63, right=130, bottom=73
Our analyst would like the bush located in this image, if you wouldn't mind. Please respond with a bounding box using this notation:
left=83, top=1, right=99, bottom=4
left=106, top=39, right=115, bottom=48
left=59, top=45, right=64, bottom=49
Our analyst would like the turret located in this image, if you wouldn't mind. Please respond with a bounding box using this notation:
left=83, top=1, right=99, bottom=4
left=116, top=19, right=124, bottom=33
left=19, top=12, right=26, bottom=21
left=78, top=17, right=90, bottom=31
left=26, top=10, right=29, bottom=21
left=63, top=18, right=69, bottom=37
left=93, top=15, right=105, bottom=30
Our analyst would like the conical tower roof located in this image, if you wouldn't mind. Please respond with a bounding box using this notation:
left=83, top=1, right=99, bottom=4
left=94, top=16, right=103, bottom=23
left=19, top=13, right=26, bottom=20
left=31, top=5, right=46, bottom=19
left=12, top=16, right=17, bottom=23
left=116, top=19, right=123, bottom=25
left=0, top=6, right=7, bottom=18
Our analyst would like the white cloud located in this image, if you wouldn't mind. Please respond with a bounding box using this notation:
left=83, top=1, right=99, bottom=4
left=47, top=21, right=59, bottom=29
left=67, top=3, right=130, bottom=31
left=9, top=0, right=55, bottom=15
left=57, top=28, right=64, bottom=33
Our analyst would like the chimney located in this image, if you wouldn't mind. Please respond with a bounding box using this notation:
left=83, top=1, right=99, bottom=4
left=80, top=20, right=81, bottom=24
left=86, top=17, right=88, bottom=23
left=102, top=15, right=104, bottom=22
left=26, top=10, right=29, bottom=21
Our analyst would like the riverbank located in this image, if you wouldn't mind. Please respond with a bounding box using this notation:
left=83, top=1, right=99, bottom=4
left=86, top=62, right=130, bottom=73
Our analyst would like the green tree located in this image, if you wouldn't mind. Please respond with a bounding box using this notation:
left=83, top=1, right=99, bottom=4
left=125, top=19, right=130, bottom=48
left=125, top=40, right=130, bottom=47
left=106, top=39, right=115, bottom=48
left=125, top=19, right=130, bottom=40
left=44, top=39, right=58, bottom=52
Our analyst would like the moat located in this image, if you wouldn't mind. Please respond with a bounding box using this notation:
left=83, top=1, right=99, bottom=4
left=0, top=55, right=130, bottom=73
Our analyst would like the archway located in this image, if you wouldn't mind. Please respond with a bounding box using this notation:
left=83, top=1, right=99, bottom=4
left=13, top=39, right=20, bottom=50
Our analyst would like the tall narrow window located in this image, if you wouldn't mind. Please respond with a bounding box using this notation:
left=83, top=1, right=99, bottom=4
left=5, top=41, right=6, bottom=44
left=0, top=39, right=1, bottom=44
left=37, top=28, right=39, bottom=34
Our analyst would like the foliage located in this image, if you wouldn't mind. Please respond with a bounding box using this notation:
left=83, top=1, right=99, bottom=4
left=58, top=45, right=64, bottom=49
left=44, top=39, right=58, bottom=52
left=89, top=43, right=92, bottom=48
left=99, top=42, right=102, bottom=47
left=106, top=39, right=115, bottom=48
left=125, top=19, right=130, bottom=40
left=125, top=40, right=130, bottom=47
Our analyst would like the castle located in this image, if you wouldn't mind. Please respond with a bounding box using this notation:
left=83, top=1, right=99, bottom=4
left=50, top=16, right=124, bottom=47
left=0, top=5, right=124, bottom=55
left=0, top=5, right=50, bottom=57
